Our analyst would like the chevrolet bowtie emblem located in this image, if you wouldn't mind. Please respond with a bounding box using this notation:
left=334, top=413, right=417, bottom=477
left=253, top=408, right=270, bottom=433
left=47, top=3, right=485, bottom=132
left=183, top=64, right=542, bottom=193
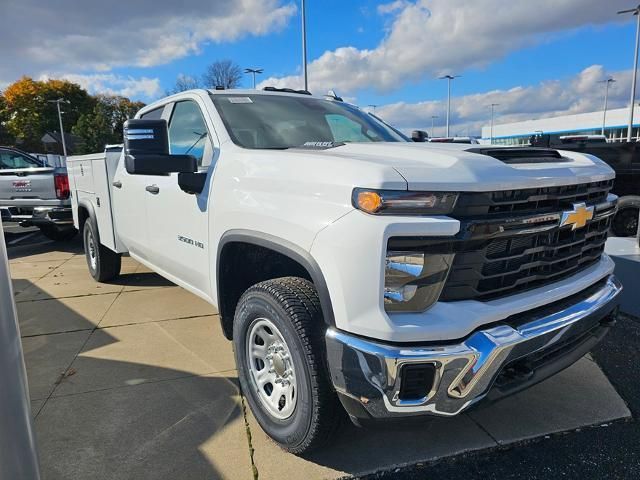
left=560, top=202, right=594, bottom=230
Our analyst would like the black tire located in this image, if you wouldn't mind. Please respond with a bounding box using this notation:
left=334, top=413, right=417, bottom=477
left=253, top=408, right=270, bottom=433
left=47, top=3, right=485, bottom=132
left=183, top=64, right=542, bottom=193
left=611, top=196, right=640, bottom=237
left=233, top=277, right=343, bottom=454
left=39, top=225, right=78, bottom=242
left=83, top=219, right=121, bottom=282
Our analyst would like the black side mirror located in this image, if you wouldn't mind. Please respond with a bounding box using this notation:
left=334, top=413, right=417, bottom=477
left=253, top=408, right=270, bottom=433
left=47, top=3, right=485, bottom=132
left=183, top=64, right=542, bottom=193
left=178, top=172, right=207, bottom=195
left=123, top=118, right=198, bottom=175
left=411, top=130, right=428, bottom=142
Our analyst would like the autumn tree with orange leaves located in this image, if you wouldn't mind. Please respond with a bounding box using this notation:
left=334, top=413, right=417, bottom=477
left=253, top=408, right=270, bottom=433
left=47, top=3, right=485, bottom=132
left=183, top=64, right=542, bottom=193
left=2, top=77, right=95, bottom=152
left=0, top=77, right=145, bottom=154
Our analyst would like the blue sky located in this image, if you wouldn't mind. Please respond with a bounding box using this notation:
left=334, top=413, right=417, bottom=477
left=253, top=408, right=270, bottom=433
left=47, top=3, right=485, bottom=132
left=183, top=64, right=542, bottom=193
left=2, top=0, right=638, bottom=134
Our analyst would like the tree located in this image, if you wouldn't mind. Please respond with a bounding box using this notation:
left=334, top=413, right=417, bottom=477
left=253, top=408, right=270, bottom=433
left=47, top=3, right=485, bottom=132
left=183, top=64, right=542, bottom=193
left=166, top=74, right=201, bottom=95
left=202, top=60, right=243, bottom=89
left=0, top=93, right=13, bottom=145
left=2, top=77, right=94, bottom=152
left=72, top=95, right=145, bottom=153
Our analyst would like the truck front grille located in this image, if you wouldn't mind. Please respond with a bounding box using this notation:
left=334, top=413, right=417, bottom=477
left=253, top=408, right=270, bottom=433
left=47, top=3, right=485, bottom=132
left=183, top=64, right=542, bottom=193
left=387, top=181, right=615, bottom=303
left=440, top=214, right=611, bottom=301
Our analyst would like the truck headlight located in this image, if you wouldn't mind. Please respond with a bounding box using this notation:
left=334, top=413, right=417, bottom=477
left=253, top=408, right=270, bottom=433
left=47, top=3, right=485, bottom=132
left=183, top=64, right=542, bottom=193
left=353, top=189, right=458, bottom=215
left=384, top=251, right=454, bottom=312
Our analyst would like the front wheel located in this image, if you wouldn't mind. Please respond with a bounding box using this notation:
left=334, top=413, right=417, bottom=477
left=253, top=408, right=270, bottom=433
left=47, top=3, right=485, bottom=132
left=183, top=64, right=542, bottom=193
left=83, top=219, right=121, bottom=282
left=233, top=277, right=342, bottom=454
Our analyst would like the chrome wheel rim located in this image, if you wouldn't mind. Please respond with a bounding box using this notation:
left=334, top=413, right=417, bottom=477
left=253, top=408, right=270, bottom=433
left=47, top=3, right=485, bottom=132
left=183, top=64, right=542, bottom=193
left=87, top=230, right=97, bottom=271
left=246, top=318, right=297, bottom=420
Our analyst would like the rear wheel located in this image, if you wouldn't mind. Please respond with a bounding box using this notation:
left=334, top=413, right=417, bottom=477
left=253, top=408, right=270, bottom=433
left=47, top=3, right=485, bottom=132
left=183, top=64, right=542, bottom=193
left=233, top=277, right=342, bottom=454
left=611, top=196, right=640, bottom=237
left=83, top=219, right=121, bottom=281
left=39, top=225, right=77, bottom=242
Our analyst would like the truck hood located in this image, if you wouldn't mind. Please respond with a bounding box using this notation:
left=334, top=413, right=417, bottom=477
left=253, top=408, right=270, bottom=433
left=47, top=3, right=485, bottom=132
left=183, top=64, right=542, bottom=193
left=294, top=142, right=615, bottom=191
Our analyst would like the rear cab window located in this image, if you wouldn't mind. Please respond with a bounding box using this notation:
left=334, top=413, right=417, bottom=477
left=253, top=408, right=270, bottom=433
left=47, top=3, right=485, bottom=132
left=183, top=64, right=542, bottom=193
left=0, top=149, right=43, bottom=169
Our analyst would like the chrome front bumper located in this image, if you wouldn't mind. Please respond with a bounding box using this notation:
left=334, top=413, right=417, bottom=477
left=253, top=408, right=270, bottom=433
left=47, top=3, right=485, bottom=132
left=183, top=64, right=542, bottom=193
left=326, top=275, right=622, bottom=420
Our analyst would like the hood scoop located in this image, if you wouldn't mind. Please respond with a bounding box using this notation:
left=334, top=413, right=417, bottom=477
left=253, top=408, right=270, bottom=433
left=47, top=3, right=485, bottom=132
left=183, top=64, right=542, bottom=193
left=466, top=147, right=571, bottom=164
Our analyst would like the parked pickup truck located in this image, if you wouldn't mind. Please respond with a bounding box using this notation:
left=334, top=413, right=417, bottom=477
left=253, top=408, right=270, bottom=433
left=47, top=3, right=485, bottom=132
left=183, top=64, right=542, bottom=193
left=68, top=89, right=622, bottom=454
left=0, top=146, right=76, bottom=241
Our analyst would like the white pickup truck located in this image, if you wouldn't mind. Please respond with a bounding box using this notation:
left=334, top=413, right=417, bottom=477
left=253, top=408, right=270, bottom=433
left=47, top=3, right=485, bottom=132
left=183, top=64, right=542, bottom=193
left=68, top=88, right=622, bottom=453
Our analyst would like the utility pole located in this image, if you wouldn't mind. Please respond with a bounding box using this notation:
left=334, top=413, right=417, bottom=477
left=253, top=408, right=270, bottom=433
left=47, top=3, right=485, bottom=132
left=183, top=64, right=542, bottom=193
left=301, top=0, right=308, bottom=91
left=598, top=78, right=616, bottom=137
left=489, top=103, right=500, bottom=144
left=431, top=115, right=439, bottom=138
left=439, top=75, right=460, bottom=137
left=47, top=99, right=70, bottom=157
left=619, top=5, right=640, bottom=142
left=367, top=104, right=378, bottom=112
left=244, top=68, right=264, bottom=89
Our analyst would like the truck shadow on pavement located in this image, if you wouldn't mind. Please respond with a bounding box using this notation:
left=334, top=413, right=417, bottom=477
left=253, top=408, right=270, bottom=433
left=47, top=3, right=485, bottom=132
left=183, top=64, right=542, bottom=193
left=16, top=275, right=247, bottom=480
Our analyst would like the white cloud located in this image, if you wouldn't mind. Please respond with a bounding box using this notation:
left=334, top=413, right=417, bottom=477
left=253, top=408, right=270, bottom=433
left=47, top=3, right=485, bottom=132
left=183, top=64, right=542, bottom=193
left=377, top=1, right=410, bottom=15
left=259, top=0, right=631, bottom=94
left=373, top=65, right=631, bottom=136
left=40, top=73, right=162, bottom=100
left=0, top=0, right=296, bottom=85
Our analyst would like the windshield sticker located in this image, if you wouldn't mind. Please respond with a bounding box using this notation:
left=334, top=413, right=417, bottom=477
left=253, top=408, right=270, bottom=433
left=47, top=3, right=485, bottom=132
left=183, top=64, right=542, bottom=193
left=298, top=141, right=345, bottom=149
left=228, top=97, right=253, bottom=104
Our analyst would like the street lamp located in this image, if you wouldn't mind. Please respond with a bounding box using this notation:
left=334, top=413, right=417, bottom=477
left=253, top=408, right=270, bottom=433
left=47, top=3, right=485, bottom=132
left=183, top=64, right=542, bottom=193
left=47, top=98, right=70, bottom=157
left=244, top=68, right=264, bottom=89
left=618, top=5, right=640, bottom=142
left=431, top=115, right=439, bottom=138
left=489, top=103, right=500, bottom=144
left=598, top=78, right=616, bottom=137
left=438, top=74, right=460, bottom=137
left=301, top=0, right=308, bottom=91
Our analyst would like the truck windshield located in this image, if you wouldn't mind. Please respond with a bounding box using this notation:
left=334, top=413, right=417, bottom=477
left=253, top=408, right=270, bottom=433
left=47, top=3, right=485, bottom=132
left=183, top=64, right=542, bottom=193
left=211, top=94, right=407, bottom=149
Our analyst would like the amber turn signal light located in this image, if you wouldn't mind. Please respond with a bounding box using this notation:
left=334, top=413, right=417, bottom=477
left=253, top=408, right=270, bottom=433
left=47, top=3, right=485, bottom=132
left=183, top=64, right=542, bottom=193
left=356, top=190, right=383, bottom=213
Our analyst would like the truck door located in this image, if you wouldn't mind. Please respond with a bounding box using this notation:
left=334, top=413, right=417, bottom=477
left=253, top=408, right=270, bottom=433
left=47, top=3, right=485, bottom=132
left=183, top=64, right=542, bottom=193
left=110, top=106, right=166, bottom=260
left=143, top=99, right=214, bottom=296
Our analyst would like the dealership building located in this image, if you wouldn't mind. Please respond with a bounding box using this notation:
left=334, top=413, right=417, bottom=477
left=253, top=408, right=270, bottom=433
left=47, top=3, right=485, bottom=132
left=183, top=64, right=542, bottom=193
left=481, top=106, right=639, bottom=145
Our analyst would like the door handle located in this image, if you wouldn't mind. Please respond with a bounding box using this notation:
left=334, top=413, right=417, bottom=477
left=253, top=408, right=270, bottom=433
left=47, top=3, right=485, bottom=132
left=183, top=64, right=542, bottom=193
left=145, top=185, right=160, bottom=194
left=112, top=181, right=122, bottom=189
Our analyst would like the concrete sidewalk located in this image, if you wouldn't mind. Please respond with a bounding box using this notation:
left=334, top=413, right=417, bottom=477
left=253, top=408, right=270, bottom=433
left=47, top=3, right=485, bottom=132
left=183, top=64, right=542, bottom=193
left=9, top=238, right=631, bottom=480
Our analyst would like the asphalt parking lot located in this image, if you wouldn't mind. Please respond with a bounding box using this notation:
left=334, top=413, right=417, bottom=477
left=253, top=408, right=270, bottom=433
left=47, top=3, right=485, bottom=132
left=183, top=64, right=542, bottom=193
left=5, top=228, right=639, bottom=480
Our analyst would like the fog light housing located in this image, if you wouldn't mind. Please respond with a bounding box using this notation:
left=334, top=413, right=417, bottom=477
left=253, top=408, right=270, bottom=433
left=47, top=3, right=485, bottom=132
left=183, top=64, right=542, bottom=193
left=399, top=363, right=437, bottom=401
left=384, top=251, right=453, bottom=312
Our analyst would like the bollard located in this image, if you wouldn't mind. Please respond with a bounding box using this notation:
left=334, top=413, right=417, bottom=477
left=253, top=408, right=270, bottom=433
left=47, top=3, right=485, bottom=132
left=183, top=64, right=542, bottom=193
left=0, top=222, right=41, bottom=480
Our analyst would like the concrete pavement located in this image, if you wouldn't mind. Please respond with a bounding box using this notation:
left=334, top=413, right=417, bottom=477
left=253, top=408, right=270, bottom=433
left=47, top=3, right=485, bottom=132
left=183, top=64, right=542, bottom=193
left=8, top=236, right=631, bottom=480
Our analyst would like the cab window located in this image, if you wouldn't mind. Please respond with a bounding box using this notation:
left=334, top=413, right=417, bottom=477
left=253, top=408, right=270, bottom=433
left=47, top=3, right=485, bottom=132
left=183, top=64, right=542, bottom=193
left=0, top=150, right=42, bottom=169
left=168, top=101, right=212, bottom=166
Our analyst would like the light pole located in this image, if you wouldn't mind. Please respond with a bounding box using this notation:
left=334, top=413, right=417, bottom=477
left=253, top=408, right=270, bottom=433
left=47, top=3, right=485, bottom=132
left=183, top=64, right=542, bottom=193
left=244, top=68, right=264, bottom=89
left=439, top=75, right=460, bottom=137
left=47, top=98, right=70, bottom=157
left=431, top=115, right=439, bottom=138
left=301, top=0, right=308, bottom=91
left=489, top=103, right=500, bottom=144
left=367, top=104, right=378, bottom=112
left=619, top=5, right=640, bottom=142
left=598, top=78, right=616, bottom=137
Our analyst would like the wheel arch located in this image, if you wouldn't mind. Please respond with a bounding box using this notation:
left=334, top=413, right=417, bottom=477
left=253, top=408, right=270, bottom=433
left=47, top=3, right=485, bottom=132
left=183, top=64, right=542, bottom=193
left=216, top=230, right=335, bottom=339
left=76, top=200, right=96, bottom=232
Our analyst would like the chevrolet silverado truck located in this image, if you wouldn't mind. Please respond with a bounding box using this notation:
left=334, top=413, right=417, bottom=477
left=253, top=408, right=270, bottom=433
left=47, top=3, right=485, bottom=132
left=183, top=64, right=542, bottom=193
left=68, top=89, right=622, bottom=454
left=0, top=146, right=76, bottom=241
